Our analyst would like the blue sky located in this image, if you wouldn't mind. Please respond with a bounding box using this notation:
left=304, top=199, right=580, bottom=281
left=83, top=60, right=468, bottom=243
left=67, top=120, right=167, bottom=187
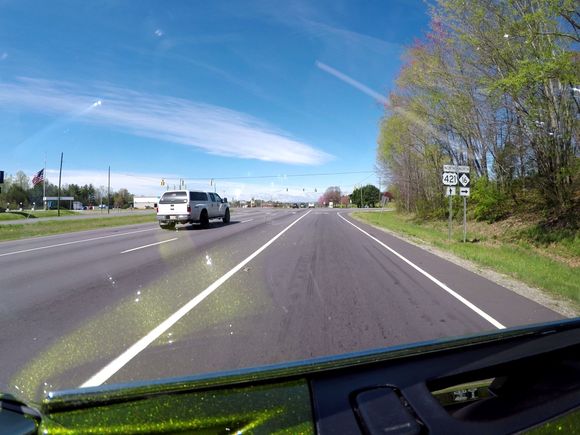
left=0, top=0, right=429, bottom=200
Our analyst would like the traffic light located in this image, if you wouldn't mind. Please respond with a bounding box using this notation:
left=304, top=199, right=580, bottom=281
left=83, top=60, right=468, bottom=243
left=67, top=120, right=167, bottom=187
left=160, top=179, right=165, bottom=186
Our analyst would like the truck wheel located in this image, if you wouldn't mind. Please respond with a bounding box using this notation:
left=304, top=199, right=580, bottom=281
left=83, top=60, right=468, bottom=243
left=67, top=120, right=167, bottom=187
left=200, top=210, right=209, bottom=228
left=222, top=208, right=230, bottom=224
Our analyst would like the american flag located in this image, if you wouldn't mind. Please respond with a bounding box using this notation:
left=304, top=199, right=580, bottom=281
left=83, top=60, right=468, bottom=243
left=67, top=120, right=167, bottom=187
left=32, top=169, right=44, bottom=186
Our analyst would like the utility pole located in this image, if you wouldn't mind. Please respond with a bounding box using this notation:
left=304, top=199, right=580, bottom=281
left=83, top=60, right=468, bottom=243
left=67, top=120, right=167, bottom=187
left=43, top=153, right=47, bottom=210
left=107, top=165, right=111, bottom=214
left=57, top=152, right=63, bottom=217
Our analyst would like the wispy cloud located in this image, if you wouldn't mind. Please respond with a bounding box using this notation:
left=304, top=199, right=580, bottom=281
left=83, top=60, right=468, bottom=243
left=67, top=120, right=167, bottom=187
left=316, top=61, right=388, bottom=105
left=315, top=61, right=445, bottom=142
left=243, top=2, right=401, bottom=55
left=0, top=77, right=332, bottom=165
left=300, top=19, right=401, bottom=55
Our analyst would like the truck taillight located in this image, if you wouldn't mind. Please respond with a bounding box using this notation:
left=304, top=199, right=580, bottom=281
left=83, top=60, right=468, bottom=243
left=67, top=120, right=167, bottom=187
left=187, top=205, right=191, bottom=213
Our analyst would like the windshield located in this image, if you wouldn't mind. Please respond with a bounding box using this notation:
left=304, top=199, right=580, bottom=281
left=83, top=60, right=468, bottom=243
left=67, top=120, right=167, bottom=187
left=159, top=192, right=187, bottom=204
left=0, top=0, right=577, bottom=404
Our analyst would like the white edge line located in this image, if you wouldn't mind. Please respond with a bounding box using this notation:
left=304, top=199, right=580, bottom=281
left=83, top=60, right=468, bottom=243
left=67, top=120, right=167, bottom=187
left=338, top=213, right=506, bottom=330
left=241, top=219, right=254, bottom=223
left=81, top=209, right=313, bottom=388
left=121, top=238, right=178, bottom=254
left=0, top=227, right=159, bottom=257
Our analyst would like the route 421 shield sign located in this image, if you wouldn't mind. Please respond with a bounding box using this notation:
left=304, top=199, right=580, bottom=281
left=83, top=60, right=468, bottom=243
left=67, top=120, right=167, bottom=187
left=442, top=172, right=458, bottom=186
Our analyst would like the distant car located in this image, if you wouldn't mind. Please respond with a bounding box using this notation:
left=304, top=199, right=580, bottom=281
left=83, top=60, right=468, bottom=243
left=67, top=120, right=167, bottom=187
left=292, top=203, right=299, bottom=209
left=157, top=190, right=230, bottom=229
left=308, top=203, right=315, bottom=208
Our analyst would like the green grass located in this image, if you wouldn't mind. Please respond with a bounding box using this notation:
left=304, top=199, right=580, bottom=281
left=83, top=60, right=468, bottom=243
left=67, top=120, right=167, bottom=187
left=28, top=209, right=79, bottom=218
left=0, top=213, right=25, bottom=221
left=0, top=210, right=78, bottom=220
left=0, top=214, right=157, bottom=241
left=353, top=211, right=580, bottom=307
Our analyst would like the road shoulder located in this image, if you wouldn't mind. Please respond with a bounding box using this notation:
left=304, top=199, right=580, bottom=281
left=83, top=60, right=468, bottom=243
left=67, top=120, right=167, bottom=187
left=349, top=211, right=578, bottom=318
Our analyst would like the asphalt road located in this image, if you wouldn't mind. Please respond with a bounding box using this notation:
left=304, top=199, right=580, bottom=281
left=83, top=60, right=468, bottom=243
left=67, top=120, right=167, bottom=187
left=0, top=208, right=561, bottom=402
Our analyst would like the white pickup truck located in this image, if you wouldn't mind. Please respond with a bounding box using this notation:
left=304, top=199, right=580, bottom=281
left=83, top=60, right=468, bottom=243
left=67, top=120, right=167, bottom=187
left=157, top=190, right=230, bottom=229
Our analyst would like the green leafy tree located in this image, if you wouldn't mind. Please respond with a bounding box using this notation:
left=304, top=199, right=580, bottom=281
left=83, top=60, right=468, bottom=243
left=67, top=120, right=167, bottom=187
left=351, top=184, right=380, bottom=208
left=377, top=0, right=578, bottom=222
left=5, top=184, right=29, bottom=209
left=113, top=188, right=133, bottom=208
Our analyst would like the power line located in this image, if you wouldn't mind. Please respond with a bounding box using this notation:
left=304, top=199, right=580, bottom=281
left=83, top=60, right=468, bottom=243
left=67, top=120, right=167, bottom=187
left=115, top=170, right=376, bottom=182
left=183, top=170, right=376, bottom=182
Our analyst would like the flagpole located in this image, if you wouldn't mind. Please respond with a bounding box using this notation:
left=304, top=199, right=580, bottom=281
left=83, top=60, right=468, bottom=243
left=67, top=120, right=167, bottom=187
left=57, top=152, right=63, bottom=217
left=107, top=166, right=110, bottom=214
left=43, top=153, right=47, bottom=210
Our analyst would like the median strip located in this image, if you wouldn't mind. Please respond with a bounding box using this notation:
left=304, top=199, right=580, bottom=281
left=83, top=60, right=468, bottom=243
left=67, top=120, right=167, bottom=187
left=120, top=238, right=178, bottom=254
left=81, top=209, right=312, bottom=388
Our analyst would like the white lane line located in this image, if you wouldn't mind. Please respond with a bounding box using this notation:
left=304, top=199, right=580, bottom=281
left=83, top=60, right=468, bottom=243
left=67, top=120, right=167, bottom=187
left=338, top=213, right=505, bottom=330
left=81, top=209, right=313, bottom=388
left=241, top=219, right=254, bottom=223
left=120, top=238, right=178, bottom=254
left=0, top=227, right=159, bottom=258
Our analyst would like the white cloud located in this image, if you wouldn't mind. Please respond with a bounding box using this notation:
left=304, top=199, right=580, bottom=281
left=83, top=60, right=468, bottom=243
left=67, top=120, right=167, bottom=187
left=0, top=77, right=332, bottom=165
left=45, top=169, right=323, bottom=201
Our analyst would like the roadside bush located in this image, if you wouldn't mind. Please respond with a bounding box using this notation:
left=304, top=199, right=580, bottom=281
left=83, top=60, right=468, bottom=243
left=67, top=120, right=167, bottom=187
left=471, top=178, right=510, bottom=223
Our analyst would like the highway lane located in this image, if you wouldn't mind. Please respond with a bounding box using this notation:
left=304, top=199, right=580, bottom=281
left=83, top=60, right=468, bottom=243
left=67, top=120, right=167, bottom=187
left=0, top=208, right=561, bottom=402
left=0, top=208, right=310, bottom=400
left=103, top=209, right=561, bottom=386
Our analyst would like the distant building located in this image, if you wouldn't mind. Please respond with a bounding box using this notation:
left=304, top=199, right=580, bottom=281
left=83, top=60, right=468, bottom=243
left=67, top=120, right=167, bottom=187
left=133, top=196, right=159, bottom=209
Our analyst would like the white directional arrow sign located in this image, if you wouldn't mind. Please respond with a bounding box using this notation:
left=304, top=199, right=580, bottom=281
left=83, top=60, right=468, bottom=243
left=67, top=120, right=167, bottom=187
left=459, top=187, right=470, bottom=197
left=446, top=186, right=456, bottom=196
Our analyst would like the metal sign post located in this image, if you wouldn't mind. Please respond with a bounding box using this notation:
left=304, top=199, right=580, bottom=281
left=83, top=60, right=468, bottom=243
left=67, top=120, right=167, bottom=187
left=448, top=193, right=453, bottom=240
left=458, top=168, right=471, bottom=243
left=442, top=165, right=459, bottom=240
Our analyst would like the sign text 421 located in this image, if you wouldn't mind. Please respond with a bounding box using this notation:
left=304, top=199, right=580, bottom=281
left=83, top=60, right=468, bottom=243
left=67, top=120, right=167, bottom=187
left=442, top=172, right=458, bottom=186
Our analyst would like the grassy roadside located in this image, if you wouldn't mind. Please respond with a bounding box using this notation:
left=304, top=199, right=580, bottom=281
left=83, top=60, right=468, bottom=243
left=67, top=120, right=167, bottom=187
left=0, top=210, right=78, bottom=220
left=0, top=214, right=157, bottom=241
left=352, top=211, right=580, bottom=307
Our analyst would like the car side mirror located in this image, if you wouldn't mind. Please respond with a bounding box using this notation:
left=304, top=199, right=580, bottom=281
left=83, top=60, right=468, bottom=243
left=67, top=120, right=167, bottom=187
left=222, top=198, right=228, bottom=203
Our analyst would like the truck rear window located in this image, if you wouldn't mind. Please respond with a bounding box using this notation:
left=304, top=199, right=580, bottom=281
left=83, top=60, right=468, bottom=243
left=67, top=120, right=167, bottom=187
left=159, top=192, right=187, bottom=204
